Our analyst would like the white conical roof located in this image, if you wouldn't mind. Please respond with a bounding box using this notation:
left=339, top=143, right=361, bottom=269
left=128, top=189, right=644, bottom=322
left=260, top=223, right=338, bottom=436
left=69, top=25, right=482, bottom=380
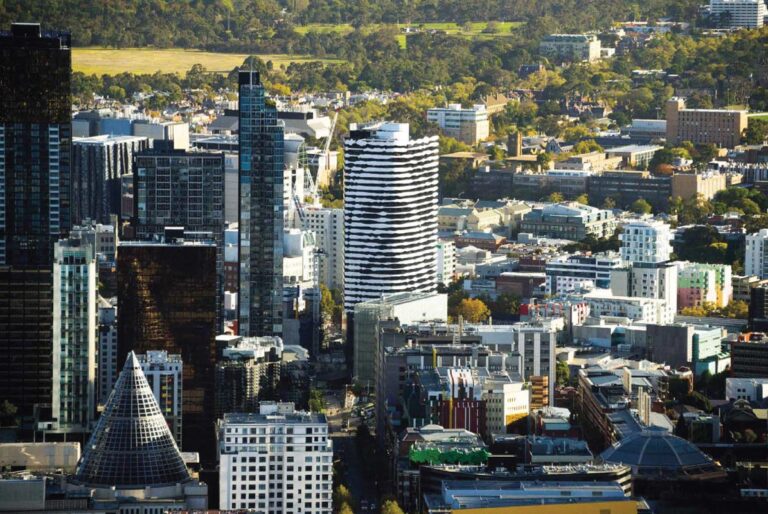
left=73, top=352, right=190, bottom=488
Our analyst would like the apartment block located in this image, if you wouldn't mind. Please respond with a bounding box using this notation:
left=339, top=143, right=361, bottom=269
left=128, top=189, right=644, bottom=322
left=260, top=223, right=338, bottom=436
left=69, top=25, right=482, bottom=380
left=709, top=0, right=767, bottom=28
left=218, top=402, right=333, bottom=514
left=677, top=261, right=732, bottom=309
left=539, top=34, right=602, bottom=62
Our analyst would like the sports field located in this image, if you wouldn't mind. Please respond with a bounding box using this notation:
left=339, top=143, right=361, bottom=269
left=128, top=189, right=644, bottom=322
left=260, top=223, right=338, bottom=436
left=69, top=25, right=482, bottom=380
left=294, top=21, right=521, bottom=36
left=73, top=47, right=338, bottom=75
left=295, top=21, right=522, bottom=47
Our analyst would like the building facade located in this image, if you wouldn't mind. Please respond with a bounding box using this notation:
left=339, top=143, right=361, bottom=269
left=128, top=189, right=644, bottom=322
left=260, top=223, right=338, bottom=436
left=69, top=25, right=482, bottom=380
left=97, top=300, right=118, bottom=406
left=426, top=104, right=490, bottom=144
left=0, top=23, right=71, bottom=419
left=215, top=335, right=283, bottom=417
left=117, top=240, right=218, bottom=461
left=587, top=172, right=672, bottom=212
left=137, top=350, right=183, bottom=447
left=545, top=252, right=623, bottom=294
left=436, top=240, right=456, bottom=287
left=539, top=34, right=602, bottom=62
left=677, top=261, right=732, bottom=309
left=745, top=229, right=768, bottom=279
left=72, top=135, right=148, bottom=224
left=709, top=0, right=767, bottom=28
left=51, top=237, right=97, bottom=434
left=0, top=23, right=72, bottom=267
left=239, top=71, right=285, bottom=337
left=300, top=206, right=344, bottom=292
left=344, top=123, right=439, bottom=311
left=620, top=220, right=673, bottom=264
left=520, top=203, right=616, bottom=241
left=666, top=97, right=748, bottom=148
left=133, top=147, right=225, bottom=241
left=218, top=403, right=333, bottom=514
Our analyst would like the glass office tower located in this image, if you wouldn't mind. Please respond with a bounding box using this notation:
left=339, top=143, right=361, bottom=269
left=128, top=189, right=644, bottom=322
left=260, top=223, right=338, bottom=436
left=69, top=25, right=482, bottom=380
left=238, top=71, right=284, bottom=337
left=116, top=240, right=217, bottom=462
left=0, top=23, right=72, bottom=420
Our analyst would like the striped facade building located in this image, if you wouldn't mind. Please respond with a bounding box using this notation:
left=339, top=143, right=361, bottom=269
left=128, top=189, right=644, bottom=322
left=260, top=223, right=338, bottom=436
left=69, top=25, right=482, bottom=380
left=343, top=123, right=439, bottom=311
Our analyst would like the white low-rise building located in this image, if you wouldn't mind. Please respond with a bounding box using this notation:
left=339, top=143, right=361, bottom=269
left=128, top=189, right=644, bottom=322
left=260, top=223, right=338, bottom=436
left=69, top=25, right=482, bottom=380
left=584, top=289, right=670, bottom=324
left=427, top=104, right=489, bottom=144
left=725, top=377, right=768, bottom=402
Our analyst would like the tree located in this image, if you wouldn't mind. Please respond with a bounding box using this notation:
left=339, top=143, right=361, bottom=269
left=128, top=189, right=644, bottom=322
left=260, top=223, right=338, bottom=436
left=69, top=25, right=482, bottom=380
left=669, top=377, right=692, bottom=401
left=487, top=145, right=505, bottom=161
left=320, top=284, right=335, bottom=321
left=334, top=485, right=352, bottom=512
left=456, top=298, right=490, bottom=323
left=308, top=389, right=326, bottom=413
left=743, top=119, right=768, bottom=145
left=602, top=197, right=616, bottom=209
left=381, top=500, right=405, bottom=514
left=722, top=300, right=748, bottom=319
left=556, top=360, right=570, bottom=387
left=630, top=198, right=652, bottom=214
left=339, top=502, right=355, bottom=514
left=106, top=85, right=126, bottom=100
left=572, top=139, right=603, bottom=154
left=0, top=400, right=17, bottom=427
left=683, top=391, right=712, bottom=413
left=547, top=192, right=564, bottom=203
left=536, top=152, right=552, bottom=169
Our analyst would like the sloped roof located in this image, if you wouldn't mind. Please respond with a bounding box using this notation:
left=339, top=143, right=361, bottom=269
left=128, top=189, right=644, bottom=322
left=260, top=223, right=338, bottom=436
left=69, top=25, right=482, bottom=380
left=73, top=352, right=190, bottom=489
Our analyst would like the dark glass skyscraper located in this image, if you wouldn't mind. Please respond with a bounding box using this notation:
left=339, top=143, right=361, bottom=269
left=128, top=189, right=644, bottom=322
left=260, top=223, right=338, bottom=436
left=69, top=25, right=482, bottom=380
left=238, top=71, right=284, bottom=337
left=0, top=23, right=71, bottom=420
left=0, top=23, right=72, bottom=266
left=116, top=240, right=218, bottom=462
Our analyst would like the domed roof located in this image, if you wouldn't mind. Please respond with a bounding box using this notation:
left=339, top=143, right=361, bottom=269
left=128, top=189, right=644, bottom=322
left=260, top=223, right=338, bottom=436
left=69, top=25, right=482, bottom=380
left=73, top=352, right=190, bottom=489
left=600, top=426, right=720, bottom=477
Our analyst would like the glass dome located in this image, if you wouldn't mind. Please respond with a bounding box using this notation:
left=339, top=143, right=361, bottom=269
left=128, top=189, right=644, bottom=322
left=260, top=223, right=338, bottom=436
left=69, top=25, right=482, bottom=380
left=600, top=426, right=720, bottom=477
left=73, top=352, right=190, bottom=489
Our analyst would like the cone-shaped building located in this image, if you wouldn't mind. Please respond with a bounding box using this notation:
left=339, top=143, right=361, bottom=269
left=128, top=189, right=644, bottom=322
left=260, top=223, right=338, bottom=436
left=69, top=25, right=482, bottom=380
left=73, top=351, right=190, bottom=488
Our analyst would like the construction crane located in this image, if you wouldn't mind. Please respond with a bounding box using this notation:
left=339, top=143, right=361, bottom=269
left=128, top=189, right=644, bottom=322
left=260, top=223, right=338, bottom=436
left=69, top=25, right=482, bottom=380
left=304, top=111, right=338, bottom=203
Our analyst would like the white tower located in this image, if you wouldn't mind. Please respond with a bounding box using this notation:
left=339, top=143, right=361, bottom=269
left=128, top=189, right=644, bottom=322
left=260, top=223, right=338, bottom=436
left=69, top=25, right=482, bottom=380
left=343, top=122, right=439, bottom=311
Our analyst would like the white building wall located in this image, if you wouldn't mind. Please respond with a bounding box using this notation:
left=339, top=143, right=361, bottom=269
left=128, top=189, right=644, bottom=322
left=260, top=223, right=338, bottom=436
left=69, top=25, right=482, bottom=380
left=219, top=406, right=333, bottom=514
left=302, top=207, right=344, bottom=291
left=746, top=229, right=768, bottom=278
left=437, top=240, right=456, bottom=287
left=620, top=220, right=673, bottom=264
left=710, top=0, right=767, bottom=28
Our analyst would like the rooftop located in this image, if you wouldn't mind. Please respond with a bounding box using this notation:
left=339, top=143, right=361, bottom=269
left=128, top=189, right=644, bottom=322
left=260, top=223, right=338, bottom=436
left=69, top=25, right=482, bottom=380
left=427, top=480, right=630, bottom=511
left=600, top=426, right=724, bottom=477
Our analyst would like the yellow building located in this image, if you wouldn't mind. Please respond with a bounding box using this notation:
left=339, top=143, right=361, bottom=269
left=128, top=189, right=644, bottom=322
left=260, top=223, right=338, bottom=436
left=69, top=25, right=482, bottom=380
left=671, top=172, right=727, bottom=201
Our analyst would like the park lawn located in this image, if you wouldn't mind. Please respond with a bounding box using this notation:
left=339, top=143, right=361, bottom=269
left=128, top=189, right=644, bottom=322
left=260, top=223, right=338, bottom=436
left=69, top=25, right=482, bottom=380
left=749, top=113, right=768, bottom=121
left=295, top=21, right=522, bottom=40
left=73, top=47, right=338, bottom=76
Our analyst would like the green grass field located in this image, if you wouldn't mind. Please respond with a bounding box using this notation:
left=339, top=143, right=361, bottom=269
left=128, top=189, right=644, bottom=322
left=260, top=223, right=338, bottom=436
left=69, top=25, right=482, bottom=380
left=749, top=113, right=768, bottom=121
left=73, top=47, right=338, bottom=75
left=295, top=21, right=522, bottom=38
